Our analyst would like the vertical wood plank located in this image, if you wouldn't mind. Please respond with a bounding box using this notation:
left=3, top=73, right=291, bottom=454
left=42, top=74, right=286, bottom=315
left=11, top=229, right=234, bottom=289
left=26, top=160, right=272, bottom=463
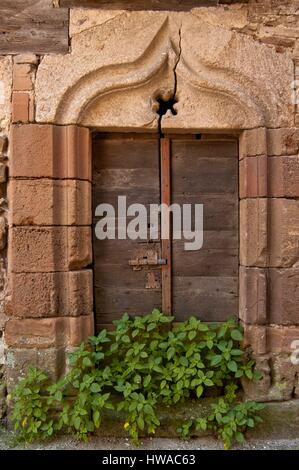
left=160, top=138, right=172, bottom=315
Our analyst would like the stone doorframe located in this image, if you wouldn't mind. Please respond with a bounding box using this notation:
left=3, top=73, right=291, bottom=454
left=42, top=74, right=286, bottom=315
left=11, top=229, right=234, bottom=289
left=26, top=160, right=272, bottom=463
left=4, top=12, right=299, bottom=399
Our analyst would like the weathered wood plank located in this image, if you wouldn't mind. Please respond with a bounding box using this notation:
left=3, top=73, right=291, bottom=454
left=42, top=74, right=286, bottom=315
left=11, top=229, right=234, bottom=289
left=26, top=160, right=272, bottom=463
left=173, top=276, right=238, bottom=322
left=93, top=135, right=162, bottom=327
left=0, top=0, right=69, bottom=54
left=171, top=138, right=238, bottom=321
left=160, top=138, right=172, bottom=315
left=60, top=0, right=219, bottom=11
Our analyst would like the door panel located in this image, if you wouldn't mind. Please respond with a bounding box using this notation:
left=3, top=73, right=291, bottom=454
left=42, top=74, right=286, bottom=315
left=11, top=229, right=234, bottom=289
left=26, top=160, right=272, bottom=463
left=92, top=134, right=239, bottom=330
left=92, top=135, right=161, bottom=330
left=171, top=139, right=239, bottom=321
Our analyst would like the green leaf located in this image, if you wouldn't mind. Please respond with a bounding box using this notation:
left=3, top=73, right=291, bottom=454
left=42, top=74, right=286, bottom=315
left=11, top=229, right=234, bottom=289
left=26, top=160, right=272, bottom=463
left=147, top=323, right=156, bottom=332
left=90, top=383, right=101, bottom=393
left=137, top=416, right=145, bottom=430
left=82, top=357, right=92, bottom=368
left=143, top=375, right=151, bottom=387
left=235, top=431, right=245, bottom=443
left=122, top=335, right=130, bottom=343
left=228, top=360, right=238, bottom=373
left=196, top=385, right=204, bottom=398
left=231, top=329, right=243, bottom=342
left=210, top=355, right=222, bottom=366
left=188, top=331, right=197, bottom=341
left=247, top=418, right=255, bottom=428
left=204, top=378, right=214, bottom=387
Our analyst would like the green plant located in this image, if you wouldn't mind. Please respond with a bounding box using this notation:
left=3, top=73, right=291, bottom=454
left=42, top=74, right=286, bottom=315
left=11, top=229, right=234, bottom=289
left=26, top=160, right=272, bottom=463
left=9, top=310, right=264, bottom=447
left=177, top=384, right=264, bottom=449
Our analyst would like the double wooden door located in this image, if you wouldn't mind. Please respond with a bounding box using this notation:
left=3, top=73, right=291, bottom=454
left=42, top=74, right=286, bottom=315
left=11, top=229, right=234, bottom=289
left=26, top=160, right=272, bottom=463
left=92, top=134, right=238, bottom=330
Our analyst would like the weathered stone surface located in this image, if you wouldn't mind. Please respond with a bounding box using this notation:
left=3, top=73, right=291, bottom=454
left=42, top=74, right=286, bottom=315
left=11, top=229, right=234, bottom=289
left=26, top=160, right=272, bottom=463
left=191, top=4, right=248, bottom=30
left=240, top=199, right=299, bottom=268
left=8, top=227, right=92, bottom=273
left=5, top=270, right=93, bottom=319
left=239, top=128, right=267, bottom=158
left=269, top=199, right=299, bottom=267
left=269, top=268, right=299, bottom=325
left=269, top=156, right=299, bottom=197
left=0, top=216, right=6, bottom=251
left=4, top=314, right=94, bottom=349
left=36, top=11, right=293, bottom=129
left=0, top=135, right=7, bottom=155
left=239, top=266, right=267, bottom=325
left=243, top=324, right=268, bottom=355
left=8, top=179, right=91, bottom=226
left=267, top=128, right=299, bottom=156
left=36, top=11, right=175, bottom=128
left=11, top=92, right=34, bottom=123
left=14, top=53, right=38, bottom=65
left=12, top=63, right=34, bottom=92
left=240, top=155, right=299, bottom=198
left=239, top=155, right=267, bottom=198
left=5, top=347, right=67, bottom=391
left=70, top=8, right=125, bottom=36
left=240, top=198, right=268, bottom=267
left=0, top=56, right=12, bottom=132
left=162, top=17, right=294, bottom=131
left=10, top=125, right=91, bottom=180
left=268, top=354, right=299, bottom=401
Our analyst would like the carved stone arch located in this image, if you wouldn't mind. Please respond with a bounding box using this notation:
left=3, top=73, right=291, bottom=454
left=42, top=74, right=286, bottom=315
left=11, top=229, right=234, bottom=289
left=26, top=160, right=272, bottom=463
left=35, top=12, right=294, bottom=131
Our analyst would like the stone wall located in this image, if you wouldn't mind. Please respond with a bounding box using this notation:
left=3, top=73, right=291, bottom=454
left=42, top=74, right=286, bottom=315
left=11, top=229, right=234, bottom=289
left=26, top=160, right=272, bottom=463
left=0, top=0, right=299, bottom=419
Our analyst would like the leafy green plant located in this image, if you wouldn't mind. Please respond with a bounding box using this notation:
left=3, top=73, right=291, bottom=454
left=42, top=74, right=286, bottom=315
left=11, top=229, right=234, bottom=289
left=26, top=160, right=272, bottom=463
left=9, top=310, right=264, bottom=447
left=177, top=384, right=264, bottom=449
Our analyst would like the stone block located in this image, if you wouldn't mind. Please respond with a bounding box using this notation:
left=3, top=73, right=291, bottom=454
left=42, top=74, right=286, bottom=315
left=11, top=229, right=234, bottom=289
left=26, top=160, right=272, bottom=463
left=4, top=314, right=94, bottom=349
left=8, top=226, right=92, bottom=273
left=13, top=64, right=34, bottom=91
left=239, top=266, right=267, bottom=324
left=240, top=198, right=268, bottom=267
left=5, top=270, right=93, bottom=318
left=10, top=124, right=91, bottom=180
left=239, top=128, right=267, bottom=159
left=239, top=155, right=267, bottom=198
left=267, top=128, right=299, bottom=156
left=11, top=93, right=33, bottom=123
left=269, top=268, right=299, bottom=325
left=8, top=179, right=91, bottom=226
left=269, top=199, right=299, bottom=267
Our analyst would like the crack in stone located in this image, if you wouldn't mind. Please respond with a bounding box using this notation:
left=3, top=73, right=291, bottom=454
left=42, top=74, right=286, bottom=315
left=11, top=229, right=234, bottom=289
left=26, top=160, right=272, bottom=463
left=158, top=26, right=182, bottom=135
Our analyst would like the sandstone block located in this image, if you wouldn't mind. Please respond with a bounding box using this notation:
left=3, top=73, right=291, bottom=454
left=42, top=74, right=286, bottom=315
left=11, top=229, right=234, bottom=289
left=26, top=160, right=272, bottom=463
left=239, top=266, right=267, bottom=324
left=5, top=270, right=93, bottom=318
left=268, top=156, right=299, bottom=197
left=239, top=128, right=267, bottom=159
left=267, top=128, right=299, bottom=156
left=240, top=198, right=268, bottom=267
left=269, top=268, right=299, bottom=325
left=14, top=54, right=38, bottom=65
left=240, top=155, right=299, bottom=198
left=8, top=179, right=91, bottom=226
left=243, top=324, right=268, bottom=355
left=0, top=56, right=12, bottom=133
left=8, top=226, right=92, bottom=272
left=13, top=64, right=34, bottom=91
left=5, top=347, right=66, bottom=391
left=269, top=199, right=299, bottom=267
left=4, top=314, right=94, bottom=349
left=239, top=155, right=267, bottom=198
left=12, top=93, right=32, bottom=123
left=10, top=124, right=91, bottom=180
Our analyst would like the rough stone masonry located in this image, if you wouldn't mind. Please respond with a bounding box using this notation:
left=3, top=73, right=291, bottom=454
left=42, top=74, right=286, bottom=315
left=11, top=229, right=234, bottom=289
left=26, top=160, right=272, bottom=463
left=1, top=0, right=299, bottom=421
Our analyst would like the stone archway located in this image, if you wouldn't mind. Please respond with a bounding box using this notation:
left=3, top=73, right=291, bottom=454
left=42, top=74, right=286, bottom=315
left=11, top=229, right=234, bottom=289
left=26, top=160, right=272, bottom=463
left=5, top=11, right=299, bottom=399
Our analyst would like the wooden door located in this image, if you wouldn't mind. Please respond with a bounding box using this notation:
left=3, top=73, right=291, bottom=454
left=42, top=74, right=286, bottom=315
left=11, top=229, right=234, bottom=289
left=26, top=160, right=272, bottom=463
left=92, top=134, right=238, bottom=330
